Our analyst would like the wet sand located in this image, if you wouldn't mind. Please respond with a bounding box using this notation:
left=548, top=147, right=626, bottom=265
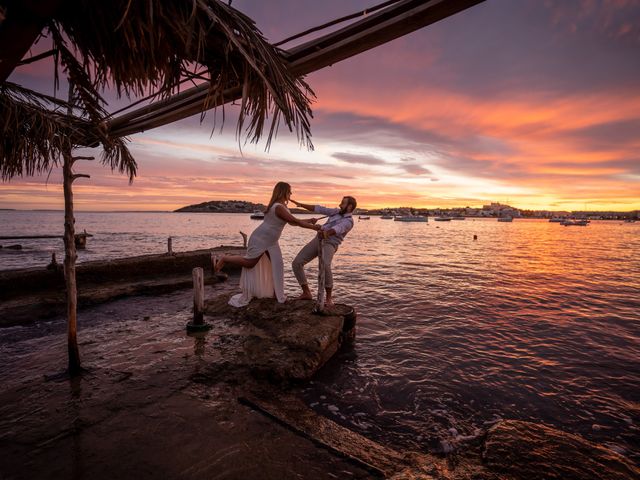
left=0, top=280, right=371, bottom=479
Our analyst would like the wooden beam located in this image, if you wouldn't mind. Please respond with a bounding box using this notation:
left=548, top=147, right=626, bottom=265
left=287, top=0, right=486, bottom=75
left=106, top=0, right=485, bottom=140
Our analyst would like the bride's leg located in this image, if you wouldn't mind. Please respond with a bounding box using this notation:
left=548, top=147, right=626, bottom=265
left=267, top=244, right=286, bottom=303
left=215, top=254, right=262, bottom=272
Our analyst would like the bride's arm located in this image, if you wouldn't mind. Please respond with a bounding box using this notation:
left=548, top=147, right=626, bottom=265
left=275, top=204, right=320, bottom=230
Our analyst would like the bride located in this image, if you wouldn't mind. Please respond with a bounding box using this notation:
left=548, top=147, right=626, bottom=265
left=214, top=182, right=320, bottom=306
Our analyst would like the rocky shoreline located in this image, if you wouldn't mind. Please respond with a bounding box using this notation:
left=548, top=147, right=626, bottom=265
left=0, top=246, right=244, bottom=326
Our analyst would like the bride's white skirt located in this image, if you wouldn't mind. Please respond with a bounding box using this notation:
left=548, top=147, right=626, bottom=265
left=228, top=249, right=286, bottom=307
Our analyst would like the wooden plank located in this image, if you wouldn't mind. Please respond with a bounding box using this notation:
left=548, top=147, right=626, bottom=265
left=289, top=0, right=486, bottom=75
left=0, top=235, right=62, bottom=240
left=109, top=86, right=241, bottom=138
left=239, top=393, right=394, bottom=477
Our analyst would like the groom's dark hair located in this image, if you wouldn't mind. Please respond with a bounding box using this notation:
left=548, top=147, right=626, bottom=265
left=344, top=196, right=357, bottom=212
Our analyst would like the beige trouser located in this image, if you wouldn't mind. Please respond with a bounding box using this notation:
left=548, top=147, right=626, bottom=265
left=292, top=237, right=337, bottom=289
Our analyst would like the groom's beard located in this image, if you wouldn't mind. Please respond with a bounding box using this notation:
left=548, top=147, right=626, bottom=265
left=339, top=207, right=347, bottom=215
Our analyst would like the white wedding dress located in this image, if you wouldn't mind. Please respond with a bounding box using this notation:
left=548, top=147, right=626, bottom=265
left=228, top=203, right=287, bottom=307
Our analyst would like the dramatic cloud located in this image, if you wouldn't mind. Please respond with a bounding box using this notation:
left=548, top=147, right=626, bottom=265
left=401, top=164, right=432, bottom=176
left=2, top=0, right=639, bottom=211
left=331, top=152, right=388, bottom=165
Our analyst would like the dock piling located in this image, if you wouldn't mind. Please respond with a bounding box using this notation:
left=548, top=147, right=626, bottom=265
left=187, top=267, right=211, bottom=332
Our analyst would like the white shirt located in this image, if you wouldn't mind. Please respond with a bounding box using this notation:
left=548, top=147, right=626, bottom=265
left=314, top=205, right=354, bottom=247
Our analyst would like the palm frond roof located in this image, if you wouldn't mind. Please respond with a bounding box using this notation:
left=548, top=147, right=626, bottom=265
left=0, top=0, right=314, bottom=180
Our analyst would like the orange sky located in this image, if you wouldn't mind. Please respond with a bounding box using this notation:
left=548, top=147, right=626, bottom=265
left=2, top=0, right=639, bottom=212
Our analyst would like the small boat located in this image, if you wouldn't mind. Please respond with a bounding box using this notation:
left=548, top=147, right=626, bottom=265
left=250, top=210, right=265, bottom=220
left=497, top=216, right=513, bottom=222
left=358, top=215, right=370, bottom=220
left=434, top=217, right=452, bottom=222
left=561, top=219, right=589, bottom=226
left=380, top=215, right=394, bottom=219
left=394, top=215, right=428, bottom=222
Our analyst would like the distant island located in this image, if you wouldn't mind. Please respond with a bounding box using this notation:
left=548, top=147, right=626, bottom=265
left=175, top=200, right=638, bottom=220
left=175, top=200, right=308, bottom=214
left=175, top=200, right=266, bottom=213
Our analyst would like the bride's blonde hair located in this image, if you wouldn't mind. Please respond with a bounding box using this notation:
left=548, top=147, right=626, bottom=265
left=265, top=182, right=291, bottom=213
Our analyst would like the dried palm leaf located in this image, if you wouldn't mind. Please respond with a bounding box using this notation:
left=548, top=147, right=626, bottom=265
left=0, top=81, right=136, bottom=182
left=50, top=0, right=314, bottom=148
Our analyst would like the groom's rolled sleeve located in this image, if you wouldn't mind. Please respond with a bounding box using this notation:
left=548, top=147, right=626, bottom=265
left=314, top=205, right=340, bottom=216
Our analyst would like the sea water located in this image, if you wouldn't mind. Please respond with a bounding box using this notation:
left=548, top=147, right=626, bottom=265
left=1, top=210, right=638, bottom=461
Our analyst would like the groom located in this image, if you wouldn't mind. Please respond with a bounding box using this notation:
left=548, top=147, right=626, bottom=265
left=291, top=196, right=357, bottom=307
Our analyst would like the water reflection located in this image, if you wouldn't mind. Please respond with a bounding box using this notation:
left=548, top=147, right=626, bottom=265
left=1, top=212, right=639, bottom=461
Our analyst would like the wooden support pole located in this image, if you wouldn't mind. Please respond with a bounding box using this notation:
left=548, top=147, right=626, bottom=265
left=167, top=237, right=173, bottom=255
left=193, top=267, right=204, bottom=325
left=187, top=267, right=211, bottom=332
left=63, top=82, right=82, bottom=376
left=314, top=237, right=326, bottom=314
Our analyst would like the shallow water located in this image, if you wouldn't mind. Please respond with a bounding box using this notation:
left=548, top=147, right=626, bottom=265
left=1, top=211, right=639, bottom=461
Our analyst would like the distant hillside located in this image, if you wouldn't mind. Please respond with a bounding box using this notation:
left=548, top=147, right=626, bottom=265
left=175, top=200, right=267, bottom=213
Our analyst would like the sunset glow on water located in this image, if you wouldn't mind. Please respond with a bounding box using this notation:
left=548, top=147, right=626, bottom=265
left=2, top=211, right=638, bottom=461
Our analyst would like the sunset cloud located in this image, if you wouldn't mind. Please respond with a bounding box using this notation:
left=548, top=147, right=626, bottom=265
left=331, top=152, right=388, bottom=166
left=1, top=0, right=639, bottom=211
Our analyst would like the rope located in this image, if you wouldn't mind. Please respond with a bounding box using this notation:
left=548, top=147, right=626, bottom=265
left=315, top=236, right=326, bottom=312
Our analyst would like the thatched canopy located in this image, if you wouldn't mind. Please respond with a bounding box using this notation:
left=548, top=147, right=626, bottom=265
left=0, top=0, right=314, bottom=181
left=1, top=0, right=487, bottom=183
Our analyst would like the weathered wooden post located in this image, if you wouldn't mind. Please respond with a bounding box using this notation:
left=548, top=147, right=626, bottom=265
left=186, top=267, right=211, bottom=332
left=47, top=252, right=59, bottom=271
left=192, top=267, right=204, bottom=323
left=341, top=306, right=357, bottom=343
left=167, top=237, right=173, bottom=255
left=74, top=233, right=87, bottom=249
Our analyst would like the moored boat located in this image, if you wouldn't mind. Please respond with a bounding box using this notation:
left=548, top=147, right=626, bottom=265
left=497, top=216, right=513, bottom=222
left=394, top=215, right=428, bottom=222
left=561, top=219, right=589, bottom=226
left=434, top=217, right=452, bottom=222
left=250, top=210, right=265, bottom=220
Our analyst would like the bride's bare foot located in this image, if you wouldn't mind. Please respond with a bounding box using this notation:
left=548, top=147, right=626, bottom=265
left=296, top=293, right=313, bottom=300
left=324, top=299, right=335, bottom=308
